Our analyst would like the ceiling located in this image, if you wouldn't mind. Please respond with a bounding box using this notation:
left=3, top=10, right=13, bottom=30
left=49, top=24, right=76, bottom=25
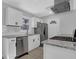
left=3, top=0, right=55, bottom=17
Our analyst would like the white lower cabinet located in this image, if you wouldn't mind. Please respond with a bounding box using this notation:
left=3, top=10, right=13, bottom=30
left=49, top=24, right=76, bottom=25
left=9, top=38, right=16, bottom=59
left=2, top=34, right=40, bottom=59
left=2, top=38, right=16, bottom=59
left=33, top=35, right=40, bottom=49
left=28, top=36, right=34, bottom=51
left=28, top=34, right=40, bottom=52
left=43, top=44, right=76, bottom=59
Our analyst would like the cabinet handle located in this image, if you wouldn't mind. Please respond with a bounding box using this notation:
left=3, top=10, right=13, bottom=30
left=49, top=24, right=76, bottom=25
left=11, top=40, right=15, bottom=42
left=15, top=22, right=18, bottom=25
left=33, top=39, right=35, bottom=42
left=15, top=43, right=17, bottom=47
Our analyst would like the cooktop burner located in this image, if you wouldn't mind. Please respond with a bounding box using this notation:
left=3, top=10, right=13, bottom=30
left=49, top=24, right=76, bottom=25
left=50, top=36, right=76, bottom=42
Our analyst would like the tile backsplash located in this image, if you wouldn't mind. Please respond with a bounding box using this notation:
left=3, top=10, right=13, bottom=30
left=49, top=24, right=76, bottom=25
left=2, top=25, right=34, bottom=35
left=2, top=25, right=21, bottom=32
left=5, top=26, right=20, bottom=32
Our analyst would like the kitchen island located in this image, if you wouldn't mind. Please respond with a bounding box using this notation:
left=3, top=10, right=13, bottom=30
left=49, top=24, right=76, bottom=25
left=42, top=39, right=76, bottom=59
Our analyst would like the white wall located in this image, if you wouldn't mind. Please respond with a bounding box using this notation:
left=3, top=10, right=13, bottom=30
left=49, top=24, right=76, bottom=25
left=42, top=15, right=60, bottom=38
left=70, top=0, right=76, bottom=10
left=42, top=10, right=76, bottom=38
left=47, top=16, right=60, bottom=38
left=59, top=11, right=76, bottom=35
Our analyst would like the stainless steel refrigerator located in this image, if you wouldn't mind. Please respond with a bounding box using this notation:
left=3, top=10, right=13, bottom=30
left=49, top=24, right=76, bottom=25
left=34, top=22, right=48, bottom=45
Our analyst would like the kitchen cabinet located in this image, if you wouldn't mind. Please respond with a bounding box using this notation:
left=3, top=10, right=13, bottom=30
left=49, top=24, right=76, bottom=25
left=43, top=44, right=76, bottom=59
left=9, top=38, right=16, bottom=59
left=33, top=35, right=40, bottom=49
left=28, top=34, right=40, bottom=51
left=31, top=17, right=37, bottom=28
left=31, top=17, right=42, bottom=28
left=6, top=7, right=23, bottom=26
left=2, top=34, right=40, bottom=59
left=2, top=38, right=16, bottom=59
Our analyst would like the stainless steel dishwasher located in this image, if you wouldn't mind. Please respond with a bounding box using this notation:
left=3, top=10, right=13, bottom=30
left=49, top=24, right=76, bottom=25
left=16, top=36, right=28, bottom=58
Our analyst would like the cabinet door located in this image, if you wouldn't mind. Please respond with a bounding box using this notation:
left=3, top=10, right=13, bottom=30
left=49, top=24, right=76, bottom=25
left=9, top=38, right=16, bottom=59
left=6, top=7, right=23, bottom=26
left=31, top=17, right=40, bottom=28
left=44, top=44, right=76, bottom=59
left=2, top=38, right=9, bottom=59
left=28, top=36, right=35, bottom=51
left=33, top=35, right=40, bottom=49
left=15, top=10, right=23, bottom=26
left=31, top=18, right=36, bottom=28
left=6, top=7, right=16, bottom=25
left=28, top=35, right=40, bottom=52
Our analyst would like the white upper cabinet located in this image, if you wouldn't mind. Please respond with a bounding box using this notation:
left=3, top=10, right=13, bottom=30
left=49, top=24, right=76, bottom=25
left=6, top=7, right=23, bottom=26
left=5, top=7, right=43, bottom=27
left=31, top=17, right=42, bottom=28
left=31, top=17, right=37, bottom=28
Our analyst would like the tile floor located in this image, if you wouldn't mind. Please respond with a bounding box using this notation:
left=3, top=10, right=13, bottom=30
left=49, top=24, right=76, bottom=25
left=18, top=47, right=43, bottom=59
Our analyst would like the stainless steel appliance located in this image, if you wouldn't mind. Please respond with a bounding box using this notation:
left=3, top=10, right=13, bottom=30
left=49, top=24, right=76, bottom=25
left=16, top=36, right=28, bottom=58
left=34, top=22, right=48, bottom=46
left=51, top=1, right=70, bottom=13
left=50, top=29, right=76, bottom=42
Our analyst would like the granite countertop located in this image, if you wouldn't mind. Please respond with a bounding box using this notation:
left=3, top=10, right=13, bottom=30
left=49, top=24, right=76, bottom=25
left=2, top=34, right=39, bottom=38
left=2, top=34, right=27, bottom=38
left=42, top=39, right=76, bottom=51
left=56, top=34, right=73, bottom=37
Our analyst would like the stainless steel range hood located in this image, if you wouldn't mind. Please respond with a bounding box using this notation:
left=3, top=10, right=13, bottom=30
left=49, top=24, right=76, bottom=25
left=50, top=1, right=70, bottom=14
